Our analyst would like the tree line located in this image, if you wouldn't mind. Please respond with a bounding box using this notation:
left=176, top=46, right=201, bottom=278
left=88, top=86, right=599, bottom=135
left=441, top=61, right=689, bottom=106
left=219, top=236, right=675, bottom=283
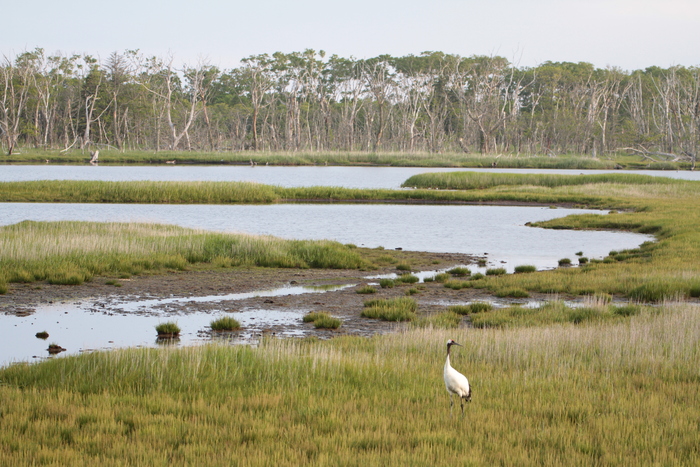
left=1, top=48, right=698, bottom=161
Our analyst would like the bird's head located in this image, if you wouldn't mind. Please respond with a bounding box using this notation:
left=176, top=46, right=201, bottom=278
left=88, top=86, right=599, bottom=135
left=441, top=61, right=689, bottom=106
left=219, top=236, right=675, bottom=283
left=447, top=339, right=462, bottom=347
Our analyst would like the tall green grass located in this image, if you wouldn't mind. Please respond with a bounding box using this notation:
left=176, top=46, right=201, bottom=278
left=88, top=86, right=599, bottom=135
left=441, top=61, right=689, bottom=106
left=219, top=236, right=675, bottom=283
left=402, top=171, right=679, bottom=190
left=0, top=221, right=369, bottom=286
left=0, top=304, right=698, bottom=464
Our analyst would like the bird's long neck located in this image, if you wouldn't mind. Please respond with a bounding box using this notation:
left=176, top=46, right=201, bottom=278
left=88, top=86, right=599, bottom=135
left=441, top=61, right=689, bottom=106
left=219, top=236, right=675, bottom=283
left=445, top=350, right=452, bottom=370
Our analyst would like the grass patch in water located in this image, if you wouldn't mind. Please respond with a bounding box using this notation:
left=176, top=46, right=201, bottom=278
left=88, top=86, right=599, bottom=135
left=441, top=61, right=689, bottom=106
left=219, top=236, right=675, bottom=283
left=514, top=265, right=537, bottom=274
left=356, top=285, right=377, bottom=294
left=210, top=316, right=241, bottom=331
left=155, top=322, right=180, bottom=337
left=447, top=267, right=471, bottom=277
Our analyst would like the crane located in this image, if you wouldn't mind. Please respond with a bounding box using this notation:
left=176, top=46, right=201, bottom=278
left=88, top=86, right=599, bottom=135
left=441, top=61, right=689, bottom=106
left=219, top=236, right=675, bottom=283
left=444, top=339, right=471, bottom=416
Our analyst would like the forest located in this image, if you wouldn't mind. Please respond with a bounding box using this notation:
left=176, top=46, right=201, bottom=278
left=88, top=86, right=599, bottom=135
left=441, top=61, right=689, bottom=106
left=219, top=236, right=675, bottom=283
left=1, top=48, right=698, bottom=161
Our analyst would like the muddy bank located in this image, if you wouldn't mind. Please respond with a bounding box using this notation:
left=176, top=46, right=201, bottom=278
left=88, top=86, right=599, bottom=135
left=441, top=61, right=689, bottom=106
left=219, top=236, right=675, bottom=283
left=1, top=251, right=523, bottom=344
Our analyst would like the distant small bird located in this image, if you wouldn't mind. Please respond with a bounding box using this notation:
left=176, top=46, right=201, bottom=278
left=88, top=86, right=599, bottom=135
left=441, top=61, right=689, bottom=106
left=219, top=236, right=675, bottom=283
left=444, top=339, right=471, bottom=416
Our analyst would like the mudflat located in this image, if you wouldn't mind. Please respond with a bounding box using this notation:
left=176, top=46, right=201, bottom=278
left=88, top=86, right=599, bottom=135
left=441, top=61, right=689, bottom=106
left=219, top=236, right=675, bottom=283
left=0, top=250, right=510, bottom=339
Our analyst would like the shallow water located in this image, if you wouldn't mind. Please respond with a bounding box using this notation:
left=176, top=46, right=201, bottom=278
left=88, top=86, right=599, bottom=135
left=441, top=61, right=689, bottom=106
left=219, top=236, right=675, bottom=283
left=2, top=165, right=699, bottom=189
left=1, top=284, right=351, bottom=365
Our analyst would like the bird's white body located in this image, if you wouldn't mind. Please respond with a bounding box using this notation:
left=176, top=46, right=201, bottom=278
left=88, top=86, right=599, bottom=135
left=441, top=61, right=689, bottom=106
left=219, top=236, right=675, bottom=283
left=444, top=339, right=471, bottom=415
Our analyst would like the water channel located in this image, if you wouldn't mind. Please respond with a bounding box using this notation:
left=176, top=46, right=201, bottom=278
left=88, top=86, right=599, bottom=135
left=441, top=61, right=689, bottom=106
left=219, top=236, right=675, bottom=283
left=0, top=165, right=660, bottom=364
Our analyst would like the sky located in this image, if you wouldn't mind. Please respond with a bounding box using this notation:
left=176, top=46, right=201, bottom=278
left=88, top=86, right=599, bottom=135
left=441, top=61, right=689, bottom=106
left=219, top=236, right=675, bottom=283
left=4, top=0, right=700, bottom=71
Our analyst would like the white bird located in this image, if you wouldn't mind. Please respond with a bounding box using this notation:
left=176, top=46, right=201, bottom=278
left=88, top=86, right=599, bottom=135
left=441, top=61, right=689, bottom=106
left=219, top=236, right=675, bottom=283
left=444, top=339, right=471, bottom=415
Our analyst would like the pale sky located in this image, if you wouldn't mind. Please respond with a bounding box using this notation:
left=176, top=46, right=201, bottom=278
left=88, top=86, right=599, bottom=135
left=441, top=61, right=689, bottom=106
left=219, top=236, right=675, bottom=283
left=4, top=0, right=700, bottom=70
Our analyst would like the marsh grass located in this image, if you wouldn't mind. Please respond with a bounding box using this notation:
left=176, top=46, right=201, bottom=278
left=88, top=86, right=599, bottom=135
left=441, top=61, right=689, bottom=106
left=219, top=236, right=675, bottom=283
left=303, top=312, right=341, bottom=329
left=485, top=267, right=507, bottom=276
left=0, top=221, right=370, bottom=286
left=394, top=273, right=419, bottom=284
left=513, top=265, right=537, bottom=273
left=356, top=285, right=377, bottom=294
left=155, top=322, right=180, bottom=337
left=447, top=266, right=470, bottom=276
left=449, top=302, right=494, bottom=315
left=361, top=297, right=418, bottom=321
left=471, top=300, right=643, bottom=328
left=378, top=278, right=395, bottom=288
left=210, top=316, right=241, bottom=331
left=1, top=304, right=698, bottom=465
left=412, top=311, right=462, bottom=329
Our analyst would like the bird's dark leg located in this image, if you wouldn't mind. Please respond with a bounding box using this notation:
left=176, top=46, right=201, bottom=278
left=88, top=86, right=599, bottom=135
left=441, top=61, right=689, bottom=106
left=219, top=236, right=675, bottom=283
left=460, top=398, right=465, bottom=416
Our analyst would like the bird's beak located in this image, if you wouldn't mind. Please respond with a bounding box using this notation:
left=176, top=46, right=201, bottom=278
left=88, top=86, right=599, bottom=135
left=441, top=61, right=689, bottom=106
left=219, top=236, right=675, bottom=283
left=453, top=341, right=462, bottom=347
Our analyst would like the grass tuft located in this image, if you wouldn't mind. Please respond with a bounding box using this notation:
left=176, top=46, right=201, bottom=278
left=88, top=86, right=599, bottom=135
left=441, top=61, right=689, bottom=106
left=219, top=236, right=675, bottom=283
left=155, top=321, right=180, bottom=337
left=361, top=297, right=417, bottom=321
left=210, top=316, right=241, bottom=331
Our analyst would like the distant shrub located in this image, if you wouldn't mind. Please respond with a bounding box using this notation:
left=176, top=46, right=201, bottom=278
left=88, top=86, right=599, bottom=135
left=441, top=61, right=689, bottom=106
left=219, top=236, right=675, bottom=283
left=379, top=279, right=395, bottom=288
left=0, top=282, right=7, bottom=295
left=210, top=316, right=241, bottom=331
left=105, top=280, right=122, bottom=287
left=558, top=258, right=572, bottom=266
left=578, top=257, right=589, bottom=264
left=423, top=276, right=434, bottom=283
left=356, top=286, right=377, bottom=294
left=514, top=265, right=537, bottom=274
left=396, top=263, right=412, bottom=271
left=405, top=288, right=420, bottom=296
left=486, top=268, right=507, bottom=276
left=470, top=273, right=485, bottom=281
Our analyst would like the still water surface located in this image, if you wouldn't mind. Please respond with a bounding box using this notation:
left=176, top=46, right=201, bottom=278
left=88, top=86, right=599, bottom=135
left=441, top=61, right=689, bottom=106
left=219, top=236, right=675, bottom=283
left=2, top=165, right=699, bottom=189
left=0, top=202, right=649, bottom=271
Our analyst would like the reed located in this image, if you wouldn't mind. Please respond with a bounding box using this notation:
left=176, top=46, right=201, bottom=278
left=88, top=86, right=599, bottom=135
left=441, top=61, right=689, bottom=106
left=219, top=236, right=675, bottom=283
left=0, top=304, right=698, bottom=465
